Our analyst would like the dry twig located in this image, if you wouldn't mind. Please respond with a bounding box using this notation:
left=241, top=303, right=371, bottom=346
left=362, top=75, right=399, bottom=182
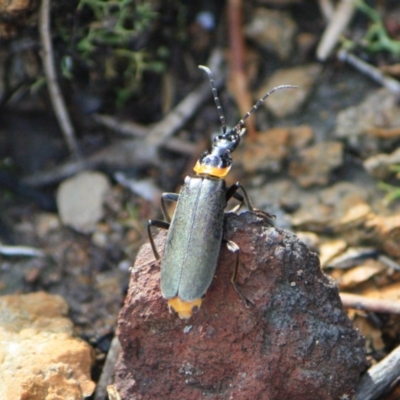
left=340, top=292, right=400, bottom=315
left=354, top=344, right=400, bottom=400
left=227, top=0, right=256, bottom=139
left=0, top=243, right=45, bottom=257
left=318, top=0, right=335, bottom=22
left=92, top=114, right=197, bottom=154
left=316, top=0, right=357, bottom=61
left=94, top=336, right=121, bottom=400
left=23, top=158, right=89, bottom=186
left=39, top=0, right=81, bottom=158
left=367, top=126, right=400, bottom=139
left=23, top=50, right=224, bottom=186
left=338, top=49, right=400, bottom=95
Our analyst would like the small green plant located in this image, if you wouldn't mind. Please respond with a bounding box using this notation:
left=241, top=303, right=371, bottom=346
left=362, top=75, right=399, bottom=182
left=379, top=165, right=400, bottom=204
left=64, top=0, right=166, bottom=106
left=357, top=0, right=400, bottom=55
left=76, top=0, right=158, bottom=53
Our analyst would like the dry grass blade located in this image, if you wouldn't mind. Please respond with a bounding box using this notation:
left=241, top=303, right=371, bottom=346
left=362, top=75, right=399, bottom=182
left=39, top=0, right=81, bottom=158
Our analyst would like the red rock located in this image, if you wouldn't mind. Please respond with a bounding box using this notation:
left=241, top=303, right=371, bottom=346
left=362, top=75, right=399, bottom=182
left=115, top=212, right=366, bottom=399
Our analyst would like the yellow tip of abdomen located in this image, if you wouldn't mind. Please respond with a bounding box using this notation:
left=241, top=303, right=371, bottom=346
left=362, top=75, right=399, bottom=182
left=168, top=297, right=203, bottom=319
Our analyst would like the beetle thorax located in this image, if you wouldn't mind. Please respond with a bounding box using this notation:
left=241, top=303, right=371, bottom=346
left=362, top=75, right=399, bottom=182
left=193, top=129, right=242, bottom=178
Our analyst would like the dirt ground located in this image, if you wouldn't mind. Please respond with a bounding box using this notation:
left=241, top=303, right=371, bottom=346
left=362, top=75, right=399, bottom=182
left=1, top=1, right=400, bottom=399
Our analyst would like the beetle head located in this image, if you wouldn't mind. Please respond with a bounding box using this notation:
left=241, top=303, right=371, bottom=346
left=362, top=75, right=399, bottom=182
left=193, top=127, right=245, bottom=177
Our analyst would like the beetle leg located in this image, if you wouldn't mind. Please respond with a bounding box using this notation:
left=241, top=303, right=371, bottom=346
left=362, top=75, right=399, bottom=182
left=226, top=182, right=275, bottom=224
left=226, top=182, right=254, bottom=210
left=148, top=193, right=178, bottom=259
left=227, top=192, right=252, bottom=214
left=225, top=184, right=245, bottom=213
left=149, top=192, right=178, bottom=259
left=148, top=220, right=170, bottom=260
left=224, top=239, right=253, bottom=308
left=230, top=192, right=245, bottom=213
left=161, top=193, right=179, bottom=222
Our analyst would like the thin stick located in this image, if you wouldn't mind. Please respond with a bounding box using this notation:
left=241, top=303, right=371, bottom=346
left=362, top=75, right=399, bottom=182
left=368, top=126, right=400, bottom=139
left=227, top=0, right=256, bottom=139
left=94, top=336, right=121, bottom=400
left=92, top=114, right=197, bottom=154
left=338, top=49, right=400, bottom=95
left=0, top=243, right=45, bottom=257
left=354, top=344, right=400, bottom=400
left=23, top=51, right=224, bottom=186
left=318, top=0, right=335, bottom=22
left=340, top=292, right=400, bottom=314
left=39, top=0, right=81, bottom=158
left=316, top=0, right=357, bottom=61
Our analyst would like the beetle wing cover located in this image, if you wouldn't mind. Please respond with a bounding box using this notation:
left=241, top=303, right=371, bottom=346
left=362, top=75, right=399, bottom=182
left=161, top=176, right=226, bottom=301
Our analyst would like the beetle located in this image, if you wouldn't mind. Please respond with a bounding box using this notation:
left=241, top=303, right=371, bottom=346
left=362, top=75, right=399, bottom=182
left=148, top=66, right=296, bottom=318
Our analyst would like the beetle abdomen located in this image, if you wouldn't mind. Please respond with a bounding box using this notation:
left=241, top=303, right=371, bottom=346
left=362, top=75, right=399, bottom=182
left=161, top=176, right=226, bottom=301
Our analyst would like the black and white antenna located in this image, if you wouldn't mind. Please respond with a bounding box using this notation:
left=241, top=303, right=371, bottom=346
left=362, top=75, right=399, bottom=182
left=199, top=65, right=227, bottom=134
left=200, top=65, right=297, bottom=136
left=234, top=84, right=298, bottom=133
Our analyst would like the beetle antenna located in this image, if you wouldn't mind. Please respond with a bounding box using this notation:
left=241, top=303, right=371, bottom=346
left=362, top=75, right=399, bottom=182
left=199, top=65, right=227, bottom=134
left=235, top=85, right=298, bottom=131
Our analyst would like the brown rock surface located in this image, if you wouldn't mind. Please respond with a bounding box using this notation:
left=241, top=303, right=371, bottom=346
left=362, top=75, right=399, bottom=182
left=289, top=141, right=344, bottom=187
left=0, top=291, right=95, bottom=400
left=115, top=212, right=366, bottom=400
left=0, top=0, right=30, bottom=13
left=239, top=127, right=290, bottom=173
left=334, top=89, right=400, bottom=158
left=244, top=8, right=297, bottom=60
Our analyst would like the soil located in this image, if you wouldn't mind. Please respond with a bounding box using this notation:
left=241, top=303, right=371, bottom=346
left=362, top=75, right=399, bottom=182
left=1, top=1, right=400, bottom=399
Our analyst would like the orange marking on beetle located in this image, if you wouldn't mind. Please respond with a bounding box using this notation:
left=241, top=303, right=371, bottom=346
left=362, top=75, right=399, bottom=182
left=193, top=161, right=231, bottom=177
left=168, top=297, right=203, bottom=319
